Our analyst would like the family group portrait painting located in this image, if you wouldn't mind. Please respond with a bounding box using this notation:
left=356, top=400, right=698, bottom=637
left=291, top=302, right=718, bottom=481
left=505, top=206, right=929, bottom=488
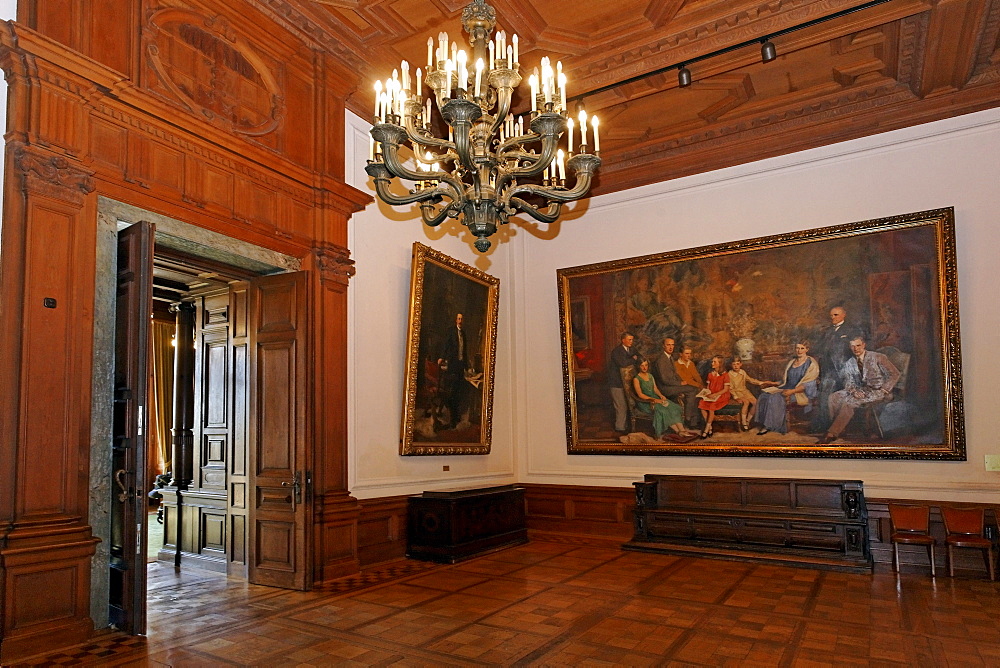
left=558, top=208, right=965, bottom=459
left=400, top=243, right=500, bottom=455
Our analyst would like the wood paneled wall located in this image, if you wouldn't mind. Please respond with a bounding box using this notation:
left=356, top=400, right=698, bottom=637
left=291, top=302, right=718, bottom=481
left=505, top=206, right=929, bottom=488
left=0, top=2, right=369, bottom=661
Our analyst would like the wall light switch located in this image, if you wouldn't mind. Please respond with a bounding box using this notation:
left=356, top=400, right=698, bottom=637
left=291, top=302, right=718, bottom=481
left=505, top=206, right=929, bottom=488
left=985, top=455, right=1000, bottom=471
left=443, top=465, right=450, bottom=472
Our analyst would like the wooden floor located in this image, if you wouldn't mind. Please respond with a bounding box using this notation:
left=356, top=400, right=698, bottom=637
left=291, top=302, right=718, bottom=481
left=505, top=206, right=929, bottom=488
left=18, top=536, right=1000, bottom=666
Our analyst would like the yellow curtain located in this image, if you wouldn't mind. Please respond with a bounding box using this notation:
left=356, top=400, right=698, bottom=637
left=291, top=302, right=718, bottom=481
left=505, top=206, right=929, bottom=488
left=149, top=320, right=175, bottom=479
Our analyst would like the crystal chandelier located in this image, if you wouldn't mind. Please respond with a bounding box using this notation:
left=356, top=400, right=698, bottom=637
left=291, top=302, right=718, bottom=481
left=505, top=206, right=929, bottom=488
left=365, top=0, right=602, bottom=252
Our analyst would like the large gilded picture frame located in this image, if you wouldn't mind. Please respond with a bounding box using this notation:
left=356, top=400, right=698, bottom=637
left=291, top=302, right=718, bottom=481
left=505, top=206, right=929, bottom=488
left=400, top=243, right=500, bottom=455
left=557, top=208, right=965, bottom=459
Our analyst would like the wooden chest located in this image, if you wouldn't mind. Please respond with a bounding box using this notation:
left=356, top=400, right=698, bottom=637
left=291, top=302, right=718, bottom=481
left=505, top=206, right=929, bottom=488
left=407, top=485, right=528, bottom=563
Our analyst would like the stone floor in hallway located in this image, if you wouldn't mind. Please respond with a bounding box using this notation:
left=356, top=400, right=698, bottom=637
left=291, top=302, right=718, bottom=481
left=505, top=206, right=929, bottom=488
left=16, top=535, right=1000, bottom=666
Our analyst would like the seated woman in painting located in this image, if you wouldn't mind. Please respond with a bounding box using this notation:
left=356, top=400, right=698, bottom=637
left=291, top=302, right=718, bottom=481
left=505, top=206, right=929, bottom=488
left=697, top=355, right=732, bottom=438
left=754, top=341, right=819, bottom=435
left=727, top=357, right=769, bottom=431
left=632, top=359, right=699, bottom=441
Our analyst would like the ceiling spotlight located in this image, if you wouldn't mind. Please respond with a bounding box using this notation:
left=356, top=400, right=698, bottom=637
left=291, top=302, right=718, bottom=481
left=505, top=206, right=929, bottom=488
left=761, top=39, right=777, bottom=63
left=677, top=65, right=692, bottom=87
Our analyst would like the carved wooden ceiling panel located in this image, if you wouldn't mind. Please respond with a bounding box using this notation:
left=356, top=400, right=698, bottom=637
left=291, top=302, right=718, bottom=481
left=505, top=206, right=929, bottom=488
left=285, top=0, right=1000, bottom=195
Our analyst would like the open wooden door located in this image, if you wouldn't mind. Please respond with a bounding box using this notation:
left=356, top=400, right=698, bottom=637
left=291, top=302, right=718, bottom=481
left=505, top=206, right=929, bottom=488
left=247, top=272, right=310, bottom=589
left=110, top=221, right=153, bottom=633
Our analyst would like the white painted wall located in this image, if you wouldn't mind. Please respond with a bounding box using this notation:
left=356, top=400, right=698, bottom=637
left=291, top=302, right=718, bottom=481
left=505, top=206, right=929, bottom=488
left=513, top=107, right=1000, bottom=502
left=346, top=112, right=520, bottom=498
left=347, top=107, right=1000, bottom=502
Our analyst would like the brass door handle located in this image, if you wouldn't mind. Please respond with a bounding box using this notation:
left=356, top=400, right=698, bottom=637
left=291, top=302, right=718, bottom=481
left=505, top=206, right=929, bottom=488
left=114, top=469, right=129, bottom=503
left=281, top=473, right=302, bottom=504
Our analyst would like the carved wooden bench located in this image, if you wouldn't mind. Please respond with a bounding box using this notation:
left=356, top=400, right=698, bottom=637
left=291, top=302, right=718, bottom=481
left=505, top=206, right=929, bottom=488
left=624, top=475, right=872, bottom=572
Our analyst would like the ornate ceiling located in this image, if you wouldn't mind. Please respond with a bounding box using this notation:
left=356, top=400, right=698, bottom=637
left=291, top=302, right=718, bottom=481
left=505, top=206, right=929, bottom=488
left=282, top=0, right=1000, bottom=195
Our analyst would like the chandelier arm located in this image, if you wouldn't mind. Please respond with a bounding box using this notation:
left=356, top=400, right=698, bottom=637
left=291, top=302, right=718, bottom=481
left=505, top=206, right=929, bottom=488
left=500, top=162, right=598, bottom=205
left=493, top=138, right=559, bottom=192
left=508, top=197, right=563, bottom=223
left=369, top=176, right=455, bottom=207
left=487, top=86, right=514, bottom=137
left=402, top=112, right=454, bottom=151
left=420, top=200, right=457, bottom=227
left=380, top=144, right=461, bottom=194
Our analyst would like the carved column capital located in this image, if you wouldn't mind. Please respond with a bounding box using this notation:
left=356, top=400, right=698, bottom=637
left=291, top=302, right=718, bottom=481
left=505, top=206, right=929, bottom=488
left=313, top=243, right=356, bottom=286
left=11, top=143, right=95, bottom=205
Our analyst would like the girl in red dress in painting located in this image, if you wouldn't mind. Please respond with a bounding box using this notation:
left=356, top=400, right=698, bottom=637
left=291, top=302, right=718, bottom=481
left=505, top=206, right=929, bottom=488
left=697, top=355, right=731, bottom=438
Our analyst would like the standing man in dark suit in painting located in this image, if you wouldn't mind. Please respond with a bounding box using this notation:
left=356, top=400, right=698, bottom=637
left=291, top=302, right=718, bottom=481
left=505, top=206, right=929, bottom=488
left=608, top=331, right=642, bottom=433
left=811, top=305, right=863, bottom=432
left=438, top=313, right=469, bottom=429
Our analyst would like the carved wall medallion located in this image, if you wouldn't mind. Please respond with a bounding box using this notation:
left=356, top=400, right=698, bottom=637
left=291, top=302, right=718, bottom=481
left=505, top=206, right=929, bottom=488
left=143, top=8, right=284, bottom=137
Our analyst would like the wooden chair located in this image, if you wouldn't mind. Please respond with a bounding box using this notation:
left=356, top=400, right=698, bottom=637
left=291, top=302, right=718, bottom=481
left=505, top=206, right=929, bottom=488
left=941, top=507, right=996, bottom=580
left=888, top=504, right=936, bottom=576
left=620, top=366, right=655, bottom=435
left=862, top=346, right=911, bottom=439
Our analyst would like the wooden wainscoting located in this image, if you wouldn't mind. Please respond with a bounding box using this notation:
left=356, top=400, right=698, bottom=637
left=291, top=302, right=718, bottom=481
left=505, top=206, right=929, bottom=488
left=357, top=496, right=409, bottom=566
left=356, top=485, right=1000, bottom=577
left=521, top=484, right=634, bottom=544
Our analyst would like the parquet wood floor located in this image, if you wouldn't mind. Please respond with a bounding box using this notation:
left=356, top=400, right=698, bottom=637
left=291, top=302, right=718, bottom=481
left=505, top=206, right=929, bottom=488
left=15, top=536, right=1000, bottom=666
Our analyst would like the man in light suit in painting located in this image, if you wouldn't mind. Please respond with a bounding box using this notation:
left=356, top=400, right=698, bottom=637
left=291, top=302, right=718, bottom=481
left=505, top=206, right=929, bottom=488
left=818, top=335, right=900, bottom=444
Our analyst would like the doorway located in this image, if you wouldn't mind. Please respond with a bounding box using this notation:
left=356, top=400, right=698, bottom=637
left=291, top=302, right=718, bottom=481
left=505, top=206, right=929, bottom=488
left=93, top=198, right=307, bottom=635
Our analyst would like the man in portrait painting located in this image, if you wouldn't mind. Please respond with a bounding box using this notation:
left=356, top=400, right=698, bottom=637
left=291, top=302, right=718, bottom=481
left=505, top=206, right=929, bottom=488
left=674, top=346, right=704, bottom=392
left=437, top=313, right=470, bottom=430
left=819, top=335, right=901, bottom=444
left=608, top=331, right=642, bottom=433
left=811, top=306, right=863, bottom=432
left=654, top=338, right=701, bottom=428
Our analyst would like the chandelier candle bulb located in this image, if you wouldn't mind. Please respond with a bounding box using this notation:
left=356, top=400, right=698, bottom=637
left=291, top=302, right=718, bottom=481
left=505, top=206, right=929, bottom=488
left=457, top=50, right=467, bottom=92
left=591, top=115, right=600, bottom=152
left=529, top=74, right=538, bottom=111
left=579, top=109, right=588, bottom=146
left=488, top=41, right=495, bottom=69
left=557, top=149, right=566, bottom=182
left=416, top=68, right=422, bottom=96
left=373, top=80, right=381, bottom=120
left=559, top=72, right=567, bottom=111
left=402, top=61, right=409, bottom=90
left=427, top=38, right=433, bottom=70
left=512, top=34, right=518, bottom=63
left=567, top=117, right=574, bottom=153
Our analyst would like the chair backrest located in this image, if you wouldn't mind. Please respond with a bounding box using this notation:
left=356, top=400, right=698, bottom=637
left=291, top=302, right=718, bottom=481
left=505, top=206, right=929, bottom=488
left=888, top=503, right=930, bottom=533
left=620, top=366, right=640, bottom=411
left=877, top=346, right=911, bottom=394
left=941, top=506, right=985, bottom=537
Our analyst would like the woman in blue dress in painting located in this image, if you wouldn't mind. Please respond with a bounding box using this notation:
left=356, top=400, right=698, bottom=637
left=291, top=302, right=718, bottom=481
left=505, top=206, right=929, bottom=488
left=632, top=359, right=698, bottom=440
left=755, top=341, right=820, bottom=435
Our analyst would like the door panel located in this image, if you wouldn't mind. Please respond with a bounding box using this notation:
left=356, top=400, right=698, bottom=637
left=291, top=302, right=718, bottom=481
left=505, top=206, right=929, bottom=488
left=110, top=221, right=153, bottom=634
left=248, top=272, right=309, bottom=589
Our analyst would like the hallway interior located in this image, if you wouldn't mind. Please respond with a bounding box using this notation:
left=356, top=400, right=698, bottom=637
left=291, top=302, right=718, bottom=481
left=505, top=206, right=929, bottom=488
left=16, top=536, right=1000, bottom=666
